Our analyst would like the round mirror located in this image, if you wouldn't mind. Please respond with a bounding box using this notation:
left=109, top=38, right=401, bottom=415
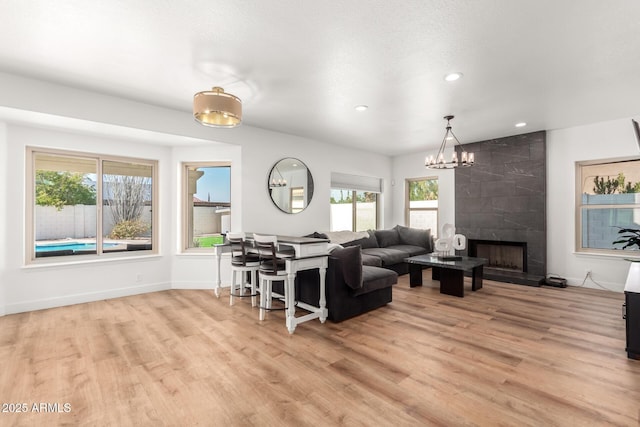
left=267, top=158, right=314, bottom=214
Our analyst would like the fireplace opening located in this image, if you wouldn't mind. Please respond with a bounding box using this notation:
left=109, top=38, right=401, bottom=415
left=468, top=240, right=527, bottom=273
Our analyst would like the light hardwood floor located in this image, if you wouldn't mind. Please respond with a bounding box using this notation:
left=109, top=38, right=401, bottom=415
left=1, top=271, right=639, bottom=426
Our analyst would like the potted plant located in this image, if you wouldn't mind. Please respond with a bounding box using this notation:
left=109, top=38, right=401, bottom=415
left=614, top=227, right=640, bottom=250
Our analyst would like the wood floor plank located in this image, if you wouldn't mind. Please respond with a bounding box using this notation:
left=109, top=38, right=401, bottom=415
left=1, top=272, right=639, bottom=426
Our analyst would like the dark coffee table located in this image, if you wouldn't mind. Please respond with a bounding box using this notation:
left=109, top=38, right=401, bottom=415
left=405, top=254, right=488, bottom=297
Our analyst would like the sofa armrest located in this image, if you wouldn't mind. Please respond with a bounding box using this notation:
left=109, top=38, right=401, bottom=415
left=331, top=246, right=363, bottom=289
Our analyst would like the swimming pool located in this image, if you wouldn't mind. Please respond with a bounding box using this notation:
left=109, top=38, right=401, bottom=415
left=35, top=242, right=120, bottom=253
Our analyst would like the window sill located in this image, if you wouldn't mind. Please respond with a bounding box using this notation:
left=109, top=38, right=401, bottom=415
left=23, top=252, right=162, bottom=269
left=573, top=251, right=640, bottom=262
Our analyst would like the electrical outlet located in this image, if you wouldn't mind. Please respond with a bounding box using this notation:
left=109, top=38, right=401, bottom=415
left=136, top=274, right=143, bottom=283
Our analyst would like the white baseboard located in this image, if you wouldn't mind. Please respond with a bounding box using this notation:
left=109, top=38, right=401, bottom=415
left=5, top=282, right=171, bottom=314
left=565, top=276, right=623, bottom=292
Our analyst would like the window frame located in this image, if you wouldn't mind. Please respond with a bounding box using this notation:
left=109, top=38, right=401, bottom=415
left=290, top=186, right=305, bottom=214
left=405, top=176, right=439, bottom=236
left=182, top=161, right=231, bottom=253
left=26, top=147, right=158, bottom=264
left=575, top=156, right=640, bottom=257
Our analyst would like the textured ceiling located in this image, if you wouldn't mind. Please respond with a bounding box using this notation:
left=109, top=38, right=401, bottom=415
left=1, top=0, right=639, bottom=155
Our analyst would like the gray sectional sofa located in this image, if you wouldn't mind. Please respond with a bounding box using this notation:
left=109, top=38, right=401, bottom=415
left=297, top=225, right=433, bottom=322
left=341, top=225, right=434, bottom=275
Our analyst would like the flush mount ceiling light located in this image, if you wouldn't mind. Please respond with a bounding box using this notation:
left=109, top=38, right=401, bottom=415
left=444, top=72, right=463, bottom=82
left=425, top=115, right=474, bottom=169
left=515, top=122, right=527, bottom=128
left=354, top=104, right=369, bottom=111
left=193, top=86, right=242, bottom=128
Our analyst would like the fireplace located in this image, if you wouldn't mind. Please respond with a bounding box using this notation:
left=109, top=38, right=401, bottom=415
left=468, top=240, right=527, bottom=273
left=455, top=131, right=546, bottom=286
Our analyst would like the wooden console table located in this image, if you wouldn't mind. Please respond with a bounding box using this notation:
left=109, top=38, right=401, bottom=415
left=214, top=234, right=329, bottom=333
left=405, top=254, right=487, bottom=297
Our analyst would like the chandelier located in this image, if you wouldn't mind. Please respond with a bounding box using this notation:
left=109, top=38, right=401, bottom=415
left=269, top=166, right=287, bottom=188
left=425, top=115, right=474, bottom=169
left=193, top=86, right=242, bottom=128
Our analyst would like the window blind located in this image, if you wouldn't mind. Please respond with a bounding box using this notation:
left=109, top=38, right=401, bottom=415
left=330, top=172, right=382, bottom=193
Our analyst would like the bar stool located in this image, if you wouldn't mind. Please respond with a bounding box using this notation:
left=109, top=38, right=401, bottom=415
left=253, top=234, right=293, bottom=321
left=227, top=232, right=260, bottom=306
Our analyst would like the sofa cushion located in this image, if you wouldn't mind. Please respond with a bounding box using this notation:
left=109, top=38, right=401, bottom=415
left=361, top=247, right=408, bottom=266
left=395, top=225, right=432, bottom=251
left=343, top=231, right=379, bottom=249
left=361, top=253, right=383, bottom=267
left=351, top=266, right=397, bottom=297
left=386, top=244, right=428, bottom=257
left=331, top=246, right=363, bottom=290
left=375, top=228, right=401, bottom=247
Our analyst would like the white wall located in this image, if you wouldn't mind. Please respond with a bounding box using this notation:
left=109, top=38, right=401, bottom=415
left=0, top=72, right=393, bottom=310
left=547, top=118, right=639, bottom=291
left=2, top=124, right=173, bottom=313
left=238, top=131, right=392, bottom=236
left=4, top=69, right=634, bottom=315
left=0, top=122, right=7, bottom=316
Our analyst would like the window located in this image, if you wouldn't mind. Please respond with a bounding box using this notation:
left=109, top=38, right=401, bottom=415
left=183, top=162, right=231, bottom=251
left=406, top=177, right=438, bottom=235
left=330, top=190, right=378, bottom=232
left=577, top=157, right=640, bottom=255
left=329, top=172, right=381, bottom=232
left=290, top=187, right=305, bottom=213
left=27, top=148, right=157, bottom=262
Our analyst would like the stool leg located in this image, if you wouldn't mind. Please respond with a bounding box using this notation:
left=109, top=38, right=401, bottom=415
left=259, top=277, right=266, bottom=321
left=230, top=269, right=236, bottom=306
left=284, top=277, right=289, bottom=310
left=240, top=270, right=246, bottom=296
left=266, top=280, right=272, bottom=310
left=285, top=276, right=296, bottom=334
left=251, top=270, right=257, bottom=307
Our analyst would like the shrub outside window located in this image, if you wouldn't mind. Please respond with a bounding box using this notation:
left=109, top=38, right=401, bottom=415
left=577, top=157, right=640, bottom=255
left=27, top=148, right=157, bottom=262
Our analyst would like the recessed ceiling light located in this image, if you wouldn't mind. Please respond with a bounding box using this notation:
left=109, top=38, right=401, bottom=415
left=444, top=72, right=463, bottom=82
left=354, top=105, right=368, bottom=111
left=515, top=122, right=527, bottom=128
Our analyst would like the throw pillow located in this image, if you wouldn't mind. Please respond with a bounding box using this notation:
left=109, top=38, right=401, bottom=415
left=332, top=246, right=363, bottom=289
left=396, top=225, right=432, bottom=251
left=375, top=228, right=401, bottom=247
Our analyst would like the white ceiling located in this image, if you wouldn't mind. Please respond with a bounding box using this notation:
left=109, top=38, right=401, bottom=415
left=1, top=0, right=639, bottom=156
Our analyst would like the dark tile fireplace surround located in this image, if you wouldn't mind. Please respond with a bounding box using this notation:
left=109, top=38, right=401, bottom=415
left=455, top=131, right=546, bottom=286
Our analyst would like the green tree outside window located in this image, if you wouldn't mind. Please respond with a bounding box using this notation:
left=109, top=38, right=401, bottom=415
left=35, top=171, right=96, bottom=210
